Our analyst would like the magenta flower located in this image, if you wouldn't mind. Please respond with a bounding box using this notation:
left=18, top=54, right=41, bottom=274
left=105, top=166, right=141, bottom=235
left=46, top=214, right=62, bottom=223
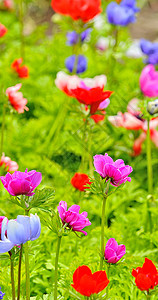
left=139, top=64, right=158, bottom=97
left=93, top=153, right=133, bottom=186
left=104, top=238, right=126, bottom=263
left=57, top=201, right=91, bottom=235
left=0, top=169, right=42, bottom=196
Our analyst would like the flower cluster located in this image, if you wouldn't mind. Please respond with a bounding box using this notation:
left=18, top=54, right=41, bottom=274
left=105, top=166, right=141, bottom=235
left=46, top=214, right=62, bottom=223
left=11, top=58, right=29, bottom=78
left=6, top=83, right=29, bottom=113
left=140, top=39, right=158, bottom=65
left=108, top=98, right=158, bottom=156
left=106, top=0, right=139, bottom=26
left=0, top=153, right=19, bottom=172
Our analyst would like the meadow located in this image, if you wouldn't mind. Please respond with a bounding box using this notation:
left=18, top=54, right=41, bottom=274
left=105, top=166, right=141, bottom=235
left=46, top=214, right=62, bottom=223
left=0, top=0, right=158, bottom=299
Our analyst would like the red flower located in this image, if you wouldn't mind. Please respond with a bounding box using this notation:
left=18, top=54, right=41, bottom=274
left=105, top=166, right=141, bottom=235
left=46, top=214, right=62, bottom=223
left=132, top=258, right=158, bottom=291
left=0, top=23, right=7, bottom=38
left=11, top=58, right=29, bottom=78
left=51, top=0, right=102, bottom=23
left=71, top=265, right=109, bottom=297
left=71, top=173, right=91, bottom=191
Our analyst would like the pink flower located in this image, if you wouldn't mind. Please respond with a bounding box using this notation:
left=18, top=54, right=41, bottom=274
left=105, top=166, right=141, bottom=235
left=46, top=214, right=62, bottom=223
left=104, top=238, right=126, bottom=263
left=6, top=83, right=29, bottom=113
left=0, top=153, right=18, bottom=172
left=108, top=98, right=158, bottom=156
left=140, top=65, right=158, bottom=98
left=11, top=58, right=29, bottom=78
left=0, top=23, right=7, bottom=38
left=93, top=153, right=133, bottom=186
left=3, top=0, right=13, bottom=10
left=57, top=201, right=91, bottom=235
left=0, top=169, right=42, bottom=196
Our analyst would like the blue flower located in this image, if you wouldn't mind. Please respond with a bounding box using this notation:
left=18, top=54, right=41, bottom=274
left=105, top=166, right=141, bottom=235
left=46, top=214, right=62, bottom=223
left=121, top=0, right=140, bottom=13
left=65, top=55, right=87, bottom=74
left=0, top=214, right=41, bottom=253
left=66, top=29, right=92, bottom=46
left=0, top=287, right=5, bottom=299
left=106, top=1, right=139, bottom=26
left=66, top=31, right=79, bottom=46
left=140, top=39, right=158, bottom=55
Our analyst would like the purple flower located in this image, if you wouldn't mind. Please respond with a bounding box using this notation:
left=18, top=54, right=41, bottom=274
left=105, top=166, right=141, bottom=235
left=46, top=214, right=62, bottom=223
left=93, top=153, right=133, bottom=186
left=0, top=287, right=5, bottom=299
left=0, top=169, right=42, bottom=196
left=140, top=39, right=158, bottom=56
left=57, top=201, right=91, bottom=235
left=0, top=214, right=41, bottom=253
left=147, top=52, right=158, bottom=65
left=106, top=1, right=138, bottom=26
left=65, top=55, right=87, bottom=74
left=66, top=31, right=79, bottom=46
left=104, top=238, right=126, bottom=263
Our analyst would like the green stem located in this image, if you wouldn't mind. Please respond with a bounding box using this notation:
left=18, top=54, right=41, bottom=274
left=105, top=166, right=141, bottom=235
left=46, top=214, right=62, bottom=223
left=9, top=251, right=16, bottom=300
left=80, top=117, right=88, bottom=172
left=24, top=210, right=30, bottom=300
left=100, top=180, right=110, bottom=270
left=106, top=264, right=110, bottom=299
left=17, top=244, right=23, bottom=300
left=19, top=0, right=25, bottom=59
left=147, top=119, right=153, bottom=194
left=54, top=236, right=62, bottom=300
left=146, top=118, right=153, bottom=233
left=1, top=103, right=6, bottom=155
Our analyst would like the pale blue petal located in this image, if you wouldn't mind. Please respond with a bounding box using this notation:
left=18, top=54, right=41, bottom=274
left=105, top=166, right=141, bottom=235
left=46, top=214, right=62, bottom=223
left=30, top=214, right=41, bottom=241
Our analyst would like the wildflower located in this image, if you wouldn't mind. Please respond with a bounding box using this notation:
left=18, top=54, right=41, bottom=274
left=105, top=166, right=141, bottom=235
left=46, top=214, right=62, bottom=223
left=11, top=58, right=29, bottom=78
left=0, top=153, right=18, bottom=172
left=96, top=37, right=110, bottom=52
left=70, top=76, right=112, bottom=114
left=0, top=169, right=42, bottom=196
left=0, top=214, right=41, bottom=253
left=108, top=98, right=158, bottom=156
left=6, top=83, right=29, bottom=113
left=3, top=0, right=13, bottom=10
left=71, top=173, right=91, bottom=191
left=104, top=238, right=126, bottom=263
left=0, top=23, right=7, bottom=38
left=71, top=265, right=109, bottom=296
left=51, top=0, right=102, bottom=23
left=132, top=258, right=158, bottom=291
left=90, top=98, right=110, bottom=123
left=57, top=201, right=91, bottom=235
left=140, top=65, right=158, bottom=97
left=106, top=0, right=139, bottom=26
left=93, top=153, right=133, bottom=186
left=0, top=287, right=5, bottom=299
left=65, top=55, right=87, bottom=74
left=55, top=71, right=80, bottom=97
left=66, top=29, right=91, bottom=46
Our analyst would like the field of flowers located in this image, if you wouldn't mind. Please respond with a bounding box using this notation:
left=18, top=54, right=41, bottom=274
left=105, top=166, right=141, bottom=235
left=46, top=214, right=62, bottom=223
left=0, top=0, right=158, bottom=299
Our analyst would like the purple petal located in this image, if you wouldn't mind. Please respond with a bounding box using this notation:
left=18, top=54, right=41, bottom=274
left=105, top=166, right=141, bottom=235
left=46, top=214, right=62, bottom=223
left=106, top=238, right=118, bottom=251
left=103, top=164, right=122, bottom=181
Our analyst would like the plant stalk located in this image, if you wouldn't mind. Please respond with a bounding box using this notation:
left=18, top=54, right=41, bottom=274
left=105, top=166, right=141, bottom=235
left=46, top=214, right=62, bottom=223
left=24, top=210, right=30, bottom=300
left=17, top=244, right=23, bottom=300
left=1, top=103, right=6, bottom=155
left=146, top=118, right=153, bottom=233
left=106, top=264, right=110, bottom=299
left=9, top=251, right=16, bottom=300
left=100, top=180, right=110, bottom=270
left=54, top=236, right=62, bottom=300
left=19, top=0, right=25, bottom=59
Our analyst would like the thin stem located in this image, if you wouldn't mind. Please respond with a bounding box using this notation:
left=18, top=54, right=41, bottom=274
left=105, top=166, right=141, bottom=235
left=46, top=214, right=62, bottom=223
left=146, top=118, right=153, bottom=233
left=147, top=119, right=153, bottom=194
left=106, top=264, right=110, bottom=299
left=9, top=251, right=16, bottom=300
left=80, top=117, right=88, bottom=172
left=100, top=180, right=110, bottom=270
left=54, top=236, right=62, bottom=300
left=1, top=103, right=6, bottom=155
left=17, top=244, right=23, bottom=300
left=24, top=210, right=30, bottom=300
left=19, top=0, right=25, bottom=59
